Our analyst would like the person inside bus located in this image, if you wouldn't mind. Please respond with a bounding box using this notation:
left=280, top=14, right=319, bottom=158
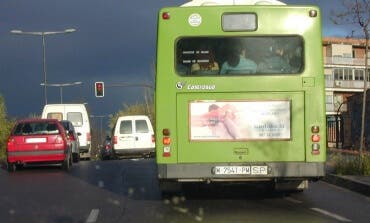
left=190, top=48, right=219, bottom=75
left=219, top=44, right=257, bottom=75
left=257, top=44, right=291, bottom=73
left=220, top=42, right=257, bottom=74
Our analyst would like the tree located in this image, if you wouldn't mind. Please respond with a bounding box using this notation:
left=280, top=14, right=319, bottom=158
left=109, top=102, right=154, bottom=130
left=0, top=95, right=14, bottom=160
left=331, top=0, right=369, bottom=172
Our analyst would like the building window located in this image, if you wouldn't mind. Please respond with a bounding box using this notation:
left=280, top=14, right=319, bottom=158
left=326, top=94, right=333, bottom=105
left=343, top=68, right=352, bottom=80
left=334, top=68, right=344, bottom=80
left=354, top=69, right=364, bottom=81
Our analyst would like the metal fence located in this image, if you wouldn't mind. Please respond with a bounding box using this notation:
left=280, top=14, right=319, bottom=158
left=327, top=115, right=344, bottom=148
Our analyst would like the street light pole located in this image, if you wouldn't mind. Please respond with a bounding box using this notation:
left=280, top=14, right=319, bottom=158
left=10, top=28, right=76, bottom=105
left=40, top=81, right=82, bottom=103
left=42, top=34, right=47, bottom=105
left=90, top=115, right=112, bottom=146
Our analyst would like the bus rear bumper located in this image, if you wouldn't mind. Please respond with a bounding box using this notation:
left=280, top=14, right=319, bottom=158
left=157, top=162, right=325, bottom=182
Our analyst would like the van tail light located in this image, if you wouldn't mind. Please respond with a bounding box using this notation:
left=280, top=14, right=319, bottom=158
left=162, top=128, right=171, bottom=157
left=87, top=133, right=91, bottom=141
left=152, top=134, right=155, bottom=143
left=7, top=137, right=15, bottom=151
left=311, top=125, right=320, bottom=155
left=113, top=136, right=118, bottom=145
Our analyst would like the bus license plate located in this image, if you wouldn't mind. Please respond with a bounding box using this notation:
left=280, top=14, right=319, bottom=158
left=214, top=166, right=250, bottom=175
left=251, top=166, right=268, bottom=175
left=214, top=166, right=268, bottom=175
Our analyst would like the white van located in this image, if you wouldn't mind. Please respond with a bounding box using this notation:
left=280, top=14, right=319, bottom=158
left=41, top=104, right=92, bottom=159
left=112, top=115, right=155, bottom=157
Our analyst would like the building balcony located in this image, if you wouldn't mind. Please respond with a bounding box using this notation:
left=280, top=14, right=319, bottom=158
left=324, top=57, right=370, bottom=66
left=325, top=79, right=369, bottom=90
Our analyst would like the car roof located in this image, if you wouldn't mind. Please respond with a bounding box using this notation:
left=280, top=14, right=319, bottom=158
left=59, top=120, right=72, bottom=124
left=17, top=118, right=59, bottom=123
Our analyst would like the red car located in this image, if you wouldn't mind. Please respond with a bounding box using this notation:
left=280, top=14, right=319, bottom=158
left=6, top=118, right=73, bottom=172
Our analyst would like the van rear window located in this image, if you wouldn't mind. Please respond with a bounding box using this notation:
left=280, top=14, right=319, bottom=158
left=120, top=121, right=132, bottom=134
left=47, top=113, right=63, bottom=121
left=135, top=120, right=149, bottom=133
left=67, top=112, right=83, bottom=127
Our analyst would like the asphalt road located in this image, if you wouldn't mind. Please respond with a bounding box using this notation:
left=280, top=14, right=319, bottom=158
left=0, top=159, right=369, bottom=223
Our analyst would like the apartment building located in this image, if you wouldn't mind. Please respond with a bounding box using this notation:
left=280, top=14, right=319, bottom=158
left=323, top=37, right=370, bottom=148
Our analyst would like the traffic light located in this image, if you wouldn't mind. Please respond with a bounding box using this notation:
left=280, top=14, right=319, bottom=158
left=95, top=82, right=104, bottom=97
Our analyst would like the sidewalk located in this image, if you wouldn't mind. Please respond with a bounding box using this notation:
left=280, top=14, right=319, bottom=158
left=323, top=148, right=370, bottom=197
left=323, top=173, right=370, bottom=197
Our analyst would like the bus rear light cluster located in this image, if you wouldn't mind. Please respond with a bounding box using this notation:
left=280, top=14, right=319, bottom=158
left=162, top=128, right=171, bottom=157
left=311, top=125, right=321, bottom=155
left=311, top=134, right=320, bottom=142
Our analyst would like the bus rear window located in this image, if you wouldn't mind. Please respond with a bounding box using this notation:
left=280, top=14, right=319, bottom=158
left=176, top=36, right=303, bottom=75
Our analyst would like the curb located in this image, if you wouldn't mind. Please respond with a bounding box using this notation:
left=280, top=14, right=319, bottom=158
left=323, top=174, right=370, bottom=197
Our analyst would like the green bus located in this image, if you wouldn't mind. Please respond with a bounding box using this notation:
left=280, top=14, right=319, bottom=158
left=155, top=0, right=326, bottom=192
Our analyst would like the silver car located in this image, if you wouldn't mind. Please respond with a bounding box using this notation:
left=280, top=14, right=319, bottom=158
left=60, top=120, right=80, bottom=162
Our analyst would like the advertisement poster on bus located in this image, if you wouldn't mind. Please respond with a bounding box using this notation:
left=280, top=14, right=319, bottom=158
left=189, top=100, right=291, bottom=141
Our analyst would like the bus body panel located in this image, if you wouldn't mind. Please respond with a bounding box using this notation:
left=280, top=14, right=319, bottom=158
left=156, top=5, right=326, bottom=183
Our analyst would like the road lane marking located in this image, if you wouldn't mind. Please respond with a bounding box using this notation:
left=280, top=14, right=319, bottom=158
left=86, top=209, right=99, bottom=223
left=284, top=197, right=303, bottom=204
left=98, top=180, right=104, bottom=188
left=95, top=165, right=100, bottom=170
left=311, top=208, right=351, bottom=222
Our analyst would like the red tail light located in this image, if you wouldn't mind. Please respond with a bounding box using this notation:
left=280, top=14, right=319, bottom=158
left=152, top=134, right=155, bottom=143
left=87, top=133, right=91, bottom=141
left=69, top=133, right=76, bottom=141
left=113, top=136, right=117, bottom=144
left=7, top=137, right=15, bottom=151
left=105, top=144, right=112, bottom=150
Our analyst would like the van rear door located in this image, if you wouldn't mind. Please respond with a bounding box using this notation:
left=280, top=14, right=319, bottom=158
left=133, top=118, right=154, bottom=149
left=115, top=120, right=135, bottom=150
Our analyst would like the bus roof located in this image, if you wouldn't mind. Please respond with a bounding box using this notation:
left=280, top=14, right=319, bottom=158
left=181, top=0, right=286, bottom=6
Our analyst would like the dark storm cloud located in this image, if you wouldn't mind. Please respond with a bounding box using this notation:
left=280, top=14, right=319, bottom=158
left=0, top=0, right=350, bottom=119
left=0, top=0, right=175, bottom=118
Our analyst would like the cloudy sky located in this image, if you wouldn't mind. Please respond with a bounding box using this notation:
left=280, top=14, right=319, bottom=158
left=0, top=0, right=351, bottom=123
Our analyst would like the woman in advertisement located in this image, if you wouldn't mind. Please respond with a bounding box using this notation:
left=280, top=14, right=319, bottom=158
left=191, top=103, right=241, bottom=140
